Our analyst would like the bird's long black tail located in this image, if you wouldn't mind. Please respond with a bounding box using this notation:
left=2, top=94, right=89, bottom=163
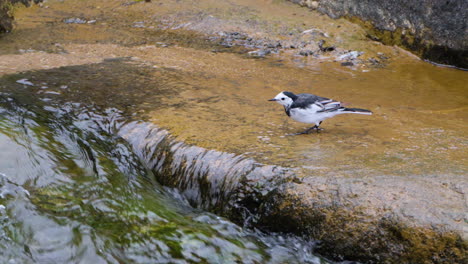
left=342, top=107, right=373, bottom=115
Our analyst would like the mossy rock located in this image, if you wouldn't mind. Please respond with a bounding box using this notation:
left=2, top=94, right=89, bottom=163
left=0, top=0, right=42, bottom=33
left=0, top=0, right=14, bottom=33
left=251, top=186, right=467, bottom=264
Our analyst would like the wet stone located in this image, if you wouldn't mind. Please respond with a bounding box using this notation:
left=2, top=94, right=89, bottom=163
left=338, top=51, right=363, bottom=60
left=299, top=50, right=314, bottom=56
left=248, top=49, right=271, bottom=57
left=63, top=18, right=88, bottom=24
left=340, top=61, right=354, bottom=66
left=318, top=39, right=335, bottom=52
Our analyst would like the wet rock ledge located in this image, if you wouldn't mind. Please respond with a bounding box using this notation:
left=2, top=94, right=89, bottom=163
left=290, top=0, right=468, bottom=68
left=120, top=123, right=467, bottom=264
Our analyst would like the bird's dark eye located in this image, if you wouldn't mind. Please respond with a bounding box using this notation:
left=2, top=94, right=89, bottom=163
left=281, top=98, right=285, bottom=100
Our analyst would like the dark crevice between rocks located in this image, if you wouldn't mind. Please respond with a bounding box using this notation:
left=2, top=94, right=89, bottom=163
left=420, top=45, right=468, bottom=70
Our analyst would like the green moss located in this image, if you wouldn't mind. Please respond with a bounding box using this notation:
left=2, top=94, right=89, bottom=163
left=0, top=1, right=15, bottom=33
left=254, top=189, right=467, bottom=263
left=1, top=1, right=39, bottom=33
left=385, top=221, right=467, bottom=263
left=346, top=16, right=421, bottom=56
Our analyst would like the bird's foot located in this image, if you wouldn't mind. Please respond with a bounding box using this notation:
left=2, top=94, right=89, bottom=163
left=286, top=131, right=308, bottom=136
left=287, top=125, right=322, bottom=136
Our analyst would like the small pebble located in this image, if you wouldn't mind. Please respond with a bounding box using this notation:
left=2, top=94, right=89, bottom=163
left=16, top=79, right=34, bottom=86
left=64, top=18, right=87, bottom=24
left=248, top=49, right=270, bottom=57
left=341, top=61, right=354, bottom=66
left=299, top=50, right=314, bottom=56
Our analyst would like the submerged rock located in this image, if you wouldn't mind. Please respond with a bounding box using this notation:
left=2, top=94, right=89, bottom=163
left=340, top=61, right=353, bottom=66
left=337, top=51, right=363, bottom=61
left=64, top=18, right=87, bottom=24
left=248, top=49, right=271, bottom=57
left=15, top=78, right=34, bottom=86
left=63, top=17, right=96, bottom=24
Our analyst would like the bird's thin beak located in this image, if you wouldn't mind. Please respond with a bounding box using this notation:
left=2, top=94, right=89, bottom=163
left=268, top=98, right=277, bottom=101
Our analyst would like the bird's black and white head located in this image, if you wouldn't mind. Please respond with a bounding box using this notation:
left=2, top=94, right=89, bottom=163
left=268, top=91, right=297, bottom=107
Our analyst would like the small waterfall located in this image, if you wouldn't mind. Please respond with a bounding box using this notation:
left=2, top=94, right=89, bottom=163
left=119, top=121, right=295, bottom=222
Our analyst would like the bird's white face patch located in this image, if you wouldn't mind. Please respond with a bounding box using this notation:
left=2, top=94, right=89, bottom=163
left=272, top=92, right=294, bottom=107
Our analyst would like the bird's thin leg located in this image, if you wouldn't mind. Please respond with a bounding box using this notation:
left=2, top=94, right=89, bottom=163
left=303, top=125, right=319, bottom=134
left=315, top=122, right=323, bottom=133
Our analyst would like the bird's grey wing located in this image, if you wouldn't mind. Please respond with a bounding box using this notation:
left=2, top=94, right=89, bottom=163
left=315, top=98, right=343, bottom=112
left=293, top=93, right=342, bottom=112
left=292, top=93, right=322, bottom=108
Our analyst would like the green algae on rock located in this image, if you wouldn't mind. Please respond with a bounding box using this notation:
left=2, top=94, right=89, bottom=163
left=254, top=184, right=467, bottom=263
left=0, top=0, right=42, bottom=33
left=0, top=0, right=14, bottom=33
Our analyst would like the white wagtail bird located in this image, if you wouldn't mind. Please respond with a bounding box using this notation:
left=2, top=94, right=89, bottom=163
left=269, top=91, right=372, bottom=134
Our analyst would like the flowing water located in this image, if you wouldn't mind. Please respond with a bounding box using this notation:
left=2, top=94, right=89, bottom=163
left=0, top=74, right=329, bottom=263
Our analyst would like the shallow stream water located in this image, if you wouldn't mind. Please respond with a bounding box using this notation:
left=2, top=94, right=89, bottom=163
left=0, top=76, right=330, bottom=263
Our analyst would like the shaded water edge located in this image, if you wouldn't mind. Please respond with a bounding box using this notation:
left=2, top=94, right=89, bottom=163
left=0, top=60, right=465, bottom=263
left=341, top=16, right=468, bottom=70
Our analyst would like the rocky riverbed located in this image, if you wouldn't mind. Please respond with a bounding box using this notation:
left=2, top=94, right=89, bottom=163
left=0, top=0, right=467, bottom=263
